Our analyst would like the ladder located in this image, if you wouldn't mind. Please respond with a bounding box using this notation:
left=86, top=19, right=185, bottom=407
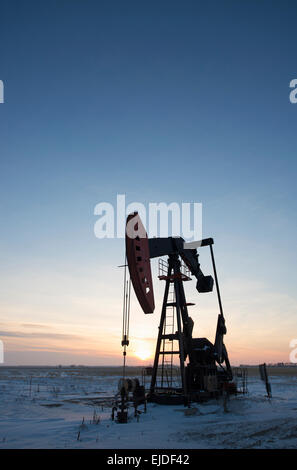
left=160, top=281, right=177, bottom=388
left=150, top=255, right=194, bottom=396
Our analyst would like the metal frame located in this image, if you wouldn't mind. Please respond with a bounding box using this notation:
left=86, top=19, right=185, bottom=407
left=149, top=254, right=190, bottom=400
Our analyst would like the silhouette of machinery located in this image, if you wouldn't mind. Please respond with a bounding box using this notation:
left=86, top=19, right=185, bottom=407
left=124, top=212, right=234, bottom=404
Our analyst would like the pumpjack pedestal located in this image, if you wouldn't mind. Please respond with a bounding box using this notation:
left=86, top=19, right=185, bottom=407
left=147, top=254, right=232, bottom=405
left=148, top=254, right=190, bottom=404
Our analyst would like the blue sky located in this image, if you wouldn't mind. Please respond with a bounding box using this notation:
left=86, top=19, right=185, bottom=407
left=0, top=0, right=296, bottom=365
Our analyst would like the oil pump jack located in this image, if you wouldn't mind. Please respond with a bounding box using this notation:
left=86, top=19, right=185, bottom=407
left=123, top=212, right=234, bottom=405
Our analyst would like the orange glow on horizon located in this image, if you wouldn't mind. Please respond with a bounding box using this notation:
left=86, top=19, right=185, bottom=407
left=134, top=348, right=152, bottom=361
left=132, top=340, right=153, bottom=361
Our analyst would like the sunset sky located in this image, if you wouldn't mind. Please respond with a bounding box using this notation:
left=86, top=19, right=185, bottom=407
left=0, top=1, right=297, bottom=366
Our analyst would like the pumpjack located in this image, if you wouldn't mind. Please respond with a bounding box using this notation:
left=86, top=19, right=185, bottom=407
left=123, top=212, right=234, bottom=405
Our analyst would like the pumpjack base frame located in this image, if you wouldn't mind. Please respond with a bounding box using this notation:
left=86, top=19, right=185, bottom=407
left=147, top=392, right=185, bottom=406
left=147, top=389, right=222, bottom=405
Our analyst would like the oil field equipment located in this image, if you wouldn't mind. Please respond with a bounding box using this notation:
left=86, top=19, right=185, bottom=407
left=121, top=212, right=235, bottom=405
left=112, top=378, right=147, bottom=423
left=259, top=363, right=272, bottom=398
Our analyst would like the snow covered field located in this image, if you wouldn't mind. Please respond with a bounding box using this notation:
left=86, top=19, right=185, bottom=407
left=0, top=366, right=296, bottom=449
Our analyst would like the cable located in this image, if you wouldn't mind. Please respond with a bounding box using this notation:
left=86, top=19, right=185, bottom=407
left=121, top=255, right=131, bottom=378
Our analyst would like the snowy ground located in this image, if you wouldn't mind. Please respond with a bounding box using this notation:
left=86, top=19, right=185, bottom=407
left=0, top=367, right=296, bottom=449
